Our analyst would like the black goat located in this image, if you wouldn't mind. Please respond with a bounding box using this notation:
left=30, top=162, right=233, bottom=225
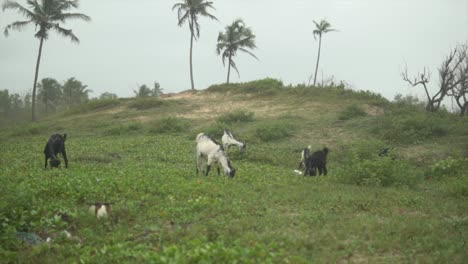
left=378, top=147, right=389, bottom=157
left=304, top=147, right=329, bottom=176
left=44, top=133, right=68, bottom=168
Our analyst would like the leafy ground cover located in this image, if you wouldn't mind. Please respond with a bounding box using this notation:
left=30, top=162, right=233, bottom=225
left=1, top=81, right=467, bottom=263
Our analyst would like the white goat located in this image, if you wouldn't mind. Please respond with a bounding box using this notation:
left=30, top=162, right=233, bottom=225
left=221, top=130, right=246, bottom=151
left=196, top=133, right=236, bottom=177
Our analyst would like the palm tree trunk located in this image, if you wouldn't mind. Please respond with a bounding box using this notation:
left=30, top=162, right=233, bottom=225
left=189, top=23, right=195, bottom=90
left=32, top=37, right=44, bottom=122
left=313, top=35, right=322, bottom=87
left=227, top=54, right=232, bottom=84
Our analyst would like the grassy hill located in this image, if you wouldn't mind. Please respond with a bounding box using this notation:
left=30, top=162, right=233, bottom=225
left=1, top=80, right=467, bottom=263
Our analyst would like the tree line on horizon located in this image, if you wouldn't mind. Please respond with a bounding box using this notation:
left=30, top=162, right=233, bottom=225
left=0, top=77, right=91, bottom=120
left=2, top=0, right=466, bottom=121
left=1, top=0, right=334, bottom=122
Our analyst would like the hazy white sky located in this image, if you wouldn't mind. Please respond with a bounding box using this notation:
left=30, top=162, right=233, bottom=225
left=0, top=0, right=467, bottom=100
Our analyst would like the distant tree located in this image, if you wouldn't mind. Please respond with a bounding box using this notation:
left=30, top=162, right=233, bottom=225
left=310, top=19, right=336, bottom=86
left=216, top=19, right=258, bottom=84
left=9, top=93, right=23, bottom=112
left=173, top=0, right=218, bottom=90
left=446, top=44, right=468, bottom=116
left=0, top=89, right=10, bottom=117
left=99, top=92, right=118, bottom=100
left=62, top=77, right=91, bottom=107
left=23, top=93, right=32, bottom=110
left=152, top=82, right=163, bottom=96
left=402, top=44, right=467, bottom=114
left=2, top=0, right=91, bottom=121
left=134, top=84, right=152, bottom=98
left=37, top=78, right=62, bottom=113
left=134, top=82, right=163, bottom=97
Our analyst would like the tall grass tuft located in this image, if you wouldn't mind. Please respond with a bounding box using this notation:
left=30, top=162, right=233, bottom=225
left=254, top=121, right=293, bottom=142
left=338, top=104, right=367, bottom=120
left=63, top=99, right=121, bottom=115
left=216, top=110, right=255, bottom=124
left=128, top=97, right=166, bottom=110
left=149, top=116, right=190, bottom=134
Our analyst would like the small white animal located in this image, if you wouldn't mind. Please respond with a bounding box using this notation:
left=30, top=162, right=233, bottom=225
left=89, top=202, right=111, bottom=218
left=293, top=169, right=302, bottom=175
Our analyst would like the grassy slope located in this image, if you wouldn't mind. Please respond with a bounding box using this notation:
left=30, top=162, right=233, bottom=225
left=0, top=86, right=467, bottom=263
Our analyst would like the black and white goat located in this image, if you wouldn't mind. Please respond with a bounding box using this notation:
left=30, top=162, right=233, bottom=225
left=44, top=133, right=68, bottom=168
left=304, top=147, right=329, bottom=176
left=221, top=130, right=246, bottom=152
left=196, top=133, right=236, bottom=177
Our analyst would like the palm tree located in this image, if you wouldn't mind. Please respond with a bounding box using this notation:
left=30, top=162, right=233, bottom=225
left=2, top=0, right=90, bottom=121
left=37, top=78, right=62, bottom=113
left=216, top=19, right=258, bottom=84
left=62, top=77, right=90, bottom=106
left=311, top=19, right=336, bottom=86
left=173, top=0, right=218, bottom=90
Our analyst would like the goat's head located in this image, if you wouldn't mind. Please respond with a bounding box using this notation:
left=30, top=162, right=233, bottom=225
left=227, top=160, right=236, bottom=178
left=228, top=167, right=236, bottom=178
left=241, top=142, right=247, bottom=151
left=50, top=159, right=61, bottom=168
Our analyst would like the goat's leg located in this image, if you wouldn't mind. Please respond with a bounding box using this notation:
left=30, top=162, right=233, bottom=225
left=205, top=165, right=211, bottom=176
left=217, top=166, right=221, bottom=175
left=323, top=165, right=328, bottom=176
left=62, top=149, right=68, bottom=168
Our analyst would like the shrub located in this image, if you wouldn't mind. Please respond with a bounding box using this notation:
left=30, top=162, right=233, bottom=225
left=254, top=121, right=292, bottom=142
left=200, top=122, right=227, bottom=139
left=206, top=78, right=283, bottom=95
left=428, top=157, right=468, bottom=180
left=149, top=116, right=190, bottom=134
left=336, top=155, right=423, bottom=188
left=63, top=99, right=121, bottom=115
left=128, top=98, right=166, bottom=110
left=338, top=104, right=367, bottom=120
left=370, top=111, right=452, bottom=144
left=216, top=110, right=255, bottom=124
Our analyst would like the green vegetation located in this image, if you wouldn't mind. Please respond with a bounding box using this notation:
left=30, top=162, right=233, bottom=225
left=216, top=110, right=255, bottom=124
left=0, top=83, right=467, bottom=262
left=149, top=117, right=191, bottom=134
left=338, top=104, right=367, bottom=120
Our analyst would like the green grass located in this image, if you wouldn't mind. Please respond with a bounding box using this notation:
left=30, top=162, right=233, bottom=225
left=0, top=84, right=467, bottom=263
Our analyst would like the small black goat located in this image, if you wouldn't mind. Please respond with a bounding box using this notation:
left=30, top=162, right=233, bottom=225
left=44, top=133, right=68, bottom=168
left=304, top=147, right=329, bottom=176
left=378, top=147, right=389, bottom=157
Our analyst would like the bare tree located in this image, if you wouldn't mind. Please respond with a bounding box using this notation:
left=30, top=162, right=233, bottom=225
left=447, top=45, right=468, bottom=116
left=401, top=67, right=435, bottom=111
left=402, top=44, right=468, bottom=114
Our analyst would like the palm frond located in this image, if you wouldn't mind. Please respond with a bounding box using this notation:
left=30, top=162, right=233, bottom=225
left=58, top=0, right=79, bottom=11
left=239, top=47, right=259, bottom=60
left=53, top=12, right=91, bottom=23
left=229, top=58, right=240, bottom=77
left=51, top=25, right=79, bottom=43
left=3, top=20, right=34, bottom=36
left=2, top=1, right=36, bottom=19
